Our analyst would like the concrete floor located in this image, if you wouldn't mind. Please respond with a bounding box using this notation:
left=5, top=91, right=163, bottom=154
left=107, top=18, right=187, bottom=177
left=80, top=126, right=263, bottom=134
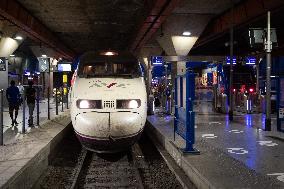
left=147, top=105, right=284, bottom=188
left=2, top=98, right=69, bottom=145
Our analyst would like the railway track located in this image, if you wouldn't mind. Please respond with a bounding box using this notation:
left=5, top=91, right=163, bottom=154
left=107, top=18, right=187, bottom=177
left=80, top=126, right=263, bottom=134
left=35, top=131, right=183, bottom=189
left=71, top=145, right=144, bottom=189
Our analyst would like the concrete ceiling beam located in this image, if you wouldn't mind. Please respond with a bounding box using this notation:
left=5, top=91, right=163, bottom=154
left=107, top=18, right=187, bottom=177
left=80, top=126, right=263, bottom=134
left=0, top=0, right=75, bottom=59
left=130, top=0, right=181, bottom=53
left=194, top=0, right=284, bottom=49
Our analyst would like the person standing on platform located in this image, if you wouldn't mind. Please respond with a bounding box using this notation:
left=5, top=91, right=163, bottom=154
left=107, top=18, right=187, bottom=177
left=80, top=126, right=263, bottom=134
left=26, top=81, right=36, bottom=127
left=6, top=80, right=21, bottom=126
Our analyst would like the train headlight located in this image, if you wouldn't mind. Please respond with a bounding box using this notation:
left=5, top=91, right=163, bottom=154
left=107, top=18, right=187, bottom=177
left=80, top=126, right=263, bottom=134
left=129, top=100, right=139, bottom=109
left=76, top=100, right=102, bottom=109
left=79, top=100, right=89, bottom=109
left=116, top=99, right=141, bottom=109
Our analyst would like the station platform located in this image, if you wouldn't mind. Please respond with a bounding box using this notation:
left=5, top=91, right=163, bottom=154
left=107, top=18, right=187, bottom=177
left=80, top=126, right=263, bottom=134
left=146, top=111, right=284, bottom=189
left=0, top=101, right=71, bottom=188
left=3, top=99, right=67, bottom=145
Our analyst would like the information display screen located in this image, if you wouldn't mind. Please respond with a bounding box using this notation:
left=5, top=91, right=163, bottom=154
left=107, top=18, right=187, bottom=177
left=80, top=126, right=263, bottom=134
left=38, top=58, right=50, bottom=72
left=152, top=56, right=163, bottom=65
left=0, top=58, right=6, bottom=71
left=58, top=64, right=71, bottom=72
left=246, top=57, right=256, bottom=65
left=226, top=56, right=236, bottom=65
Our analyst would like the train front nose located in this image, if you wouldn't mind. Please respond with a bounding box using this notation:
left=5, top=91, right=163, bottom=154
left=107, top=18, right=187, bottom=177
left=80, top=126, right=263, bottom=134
left=74, top=112, right=144, bottom=152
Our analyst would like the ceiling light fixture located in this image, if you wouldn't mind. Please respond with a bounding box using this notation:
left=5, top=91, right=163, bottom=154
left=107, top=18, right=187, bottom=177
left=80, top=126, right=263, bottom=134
left=10, top=54, right=15, bottom=57
left=42, top=54, right=47, bottom=58
left=101, top=51, right=118, bottom=56
left=182, top=31, right=191, bottom=36
left=14, top=35, right=23, bottom=40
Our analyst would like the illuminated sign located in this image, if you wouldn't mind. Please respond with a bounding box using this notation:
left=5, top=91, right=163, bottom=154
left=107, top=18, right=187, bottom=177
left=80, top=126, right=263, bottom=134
left=226, top=56, right=236, bottom=65
left=58, top=64, right=71, bottom=72
left=38, top=58, right=50, bottom=72
left=246, top=57, right=256, bottom=65
left=63, top=74, right=68, bottom=83
left=152, top=56, right=163, bottom=65
left=0, top=58, right=6, bottom=71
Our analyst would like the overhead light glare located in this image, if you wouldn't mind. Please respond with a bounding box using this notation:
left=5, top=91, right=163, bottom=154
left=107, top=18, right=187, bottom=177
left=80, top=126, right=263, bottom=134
left=42, top=54, right=47, bottom=58
left=182, top=31, right=191, bottom=36
left=14, top=35, right=23, bottom=40
left=10, top=54, right=15, bottom=57
left=100, top=51, right=118, bottom=56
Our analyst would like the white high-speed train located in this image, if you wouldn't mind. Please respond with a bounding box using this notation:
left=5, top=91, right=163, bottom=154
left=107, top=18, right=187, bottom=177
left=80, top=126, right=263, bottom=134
left=70, top=51, right=147, bottom=153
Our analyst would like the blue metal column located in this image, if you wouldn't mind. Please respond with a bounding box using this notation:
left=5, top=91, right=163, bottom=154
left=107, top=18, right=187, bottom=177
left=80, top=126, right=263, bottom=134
left=184, top=70, right=199, bottom=154
left=277, top=77, right=284, bottom=132
left=22, top=91, right=26, bottom=133
left=174, top=77, right=178, bottom=141
left=180, top=77, right=183, bottom=107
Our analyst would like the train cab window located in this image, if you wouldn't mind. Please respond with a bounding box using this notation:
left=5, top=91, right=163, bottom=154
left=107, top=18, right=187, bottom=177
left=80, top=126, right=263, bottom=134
left=78, top=61, right=142, bottom=78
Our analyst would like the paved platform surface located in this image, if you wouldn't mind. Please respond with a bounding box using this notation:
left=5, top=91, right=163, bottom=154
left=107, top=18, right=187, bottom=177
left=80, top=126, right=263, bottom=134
left=2, top=99, right=69, bottom=145
left=147, top=111, right=284, bottom=189
left=0, top=107, right=71, bottom=189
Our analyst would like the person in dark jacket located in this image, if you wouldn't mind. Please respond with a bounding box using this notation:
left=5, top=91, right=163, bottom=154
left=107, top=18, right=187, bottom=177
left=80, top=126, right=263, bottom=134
left=6, top=80, right=21, bottom=126
left=26, top=81, right=36, bottom=126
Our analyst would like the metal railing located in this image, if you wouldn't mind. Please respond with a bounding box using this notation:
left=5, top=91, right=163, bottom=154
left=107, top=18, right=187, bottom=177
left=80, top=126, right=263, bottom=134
left=0, top=85, right=70, bottom=145
left=174, top=70, right=199, bottom=154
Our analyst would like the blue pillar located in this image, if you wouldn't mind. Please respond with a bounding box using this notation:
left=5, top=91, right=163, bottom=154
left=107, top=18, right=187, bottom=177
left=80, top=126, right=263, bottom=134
left=180, top=77, right=183, bottom=107
left=184, top=70, right=199, bottom=154
left=174, top=78, right=178, bottom=140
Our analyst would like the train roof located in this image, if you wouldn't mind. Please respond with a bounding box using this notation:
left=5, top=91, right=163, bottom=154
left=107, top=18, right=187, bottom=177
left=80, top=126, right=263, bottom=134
left=79, top=51, right=137, bottom=64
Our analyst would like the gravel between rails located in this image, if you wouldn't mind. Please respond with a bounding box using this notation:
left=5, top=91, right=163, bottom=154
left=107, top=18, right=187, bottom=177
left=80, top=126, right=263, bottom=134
left=35, top=132, right=183, bottom=189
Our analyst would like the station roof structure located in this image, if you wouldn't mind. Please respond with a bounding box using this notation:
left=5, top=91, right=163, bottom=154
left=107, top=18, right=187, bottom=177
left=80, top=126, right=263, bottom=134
left=1, top=0, right=284, bottom=60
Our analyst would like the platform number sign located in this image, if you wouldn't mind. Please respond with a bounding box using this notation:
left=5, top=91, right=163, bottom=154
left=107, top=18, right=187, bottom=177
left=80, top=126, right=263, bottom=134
left=0, top=58, right=6, bottom=71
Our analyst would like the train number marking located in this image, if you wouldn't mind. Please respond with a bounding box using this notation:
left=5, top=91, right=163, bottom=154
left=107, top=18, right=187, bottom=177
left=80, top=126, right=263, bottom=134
left=229, top=129, right=244, bottom=134
left=257, top=141, right=278, bottom=147
left=209, top=122, right=221, bottom=125
left=227, top=148, right=248, bottom=155
left=267, top=173, right=284, bottom=182
left=202, top=134, right=217, bottom=139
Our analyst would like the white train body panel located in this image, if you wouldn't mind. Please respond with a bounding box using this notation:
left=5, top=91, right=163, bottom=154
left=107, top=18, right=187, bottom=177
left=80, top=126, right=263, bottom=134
left=70, top=51, right=147, bottom=152
left=71, top=77, right=147, bottom=152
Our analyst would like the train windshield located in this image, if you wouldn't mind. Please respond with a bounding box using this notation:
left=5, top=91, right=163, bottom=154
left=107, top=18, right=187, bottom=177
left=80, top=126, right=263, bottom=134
left=78, top=60, right=142, bottom=78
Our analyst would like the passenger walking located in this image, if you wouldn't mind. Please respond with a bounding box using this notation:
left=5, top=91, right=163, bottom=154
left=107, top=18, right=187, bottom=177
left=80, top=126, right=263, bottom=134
left=6, top=80, right=21, bottom=126
left=26, top=81, right=36, bottom=127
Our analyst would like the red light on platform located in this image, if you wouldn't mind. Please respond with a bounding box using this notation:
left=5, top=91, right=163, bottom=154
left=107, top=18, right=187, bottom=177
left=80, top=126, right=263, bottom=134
left=249, top=88, right=254, bottom=93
